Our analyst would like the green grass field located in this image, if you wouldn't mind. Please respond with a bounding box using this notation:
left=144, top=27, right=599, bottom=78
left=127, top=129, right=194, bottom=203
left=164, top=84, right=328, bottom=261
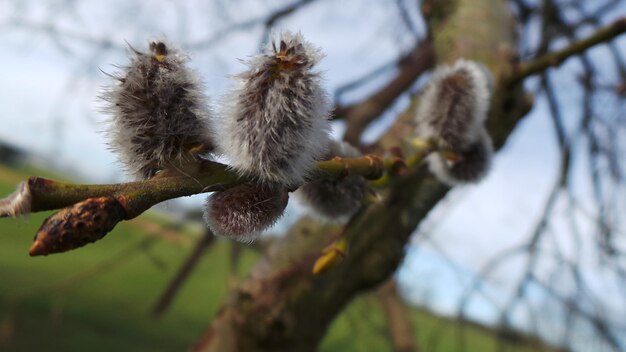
left=0, top=163, right=558, bottom=351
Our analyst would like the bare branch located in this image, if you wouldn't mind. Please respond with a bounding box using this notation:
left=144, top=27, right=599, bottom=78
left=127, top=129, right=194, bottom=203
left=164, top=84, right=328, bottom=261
left=152, top=229, right=216, bottom=318
left=509, top=17, right=626, bottom=83
left=377, top=279, right=419, bottom=352
left=187, top=0, right=318, bottom=50
left=341, top=41, right=435, bottom=145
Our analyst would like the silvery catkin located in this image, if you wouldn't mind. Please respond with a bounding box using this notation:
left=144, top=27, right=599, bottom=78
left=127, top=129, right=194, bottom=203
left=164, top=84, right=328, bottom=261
left=204, top=184, right=289, bottom=243
left=216, top=31, right=331, bottom=188
left=103, top=40, right=214, bottom=179
left=414, top=59, right=494, bottom=185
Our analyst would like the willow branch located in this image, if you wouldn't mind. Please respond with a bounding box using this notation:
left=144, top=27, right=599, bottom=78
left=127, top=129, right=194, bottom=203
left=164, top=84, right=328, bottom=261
left=0, top=156, right=385, bottom=220
left=509, top=17, right=626, bottom=84
left=0, top=154, right=391, bottom=256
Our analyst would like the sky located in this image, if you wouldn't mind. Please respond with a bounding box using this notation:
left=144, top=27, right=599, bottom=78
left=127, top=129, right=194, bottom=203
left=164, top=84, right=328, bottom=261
left=0, top=1, right=624, bottom=350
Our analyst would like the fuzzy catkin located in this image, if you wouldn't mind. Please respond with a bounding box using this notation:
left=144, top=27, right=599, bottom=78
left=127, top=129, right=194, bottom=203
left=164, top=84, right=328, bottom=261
left=102, top=40, right=214, bottom=179
left=426, top=129, right=493, bottom=185
left=415, top=59, right=492, bottom=150
left=216, top=31, right=331, bottom=188
left=204, top=184, right=289, bottom=243
left=296, top=140, right=367, bottom=221
left=415, top=59, right=494, bottom=185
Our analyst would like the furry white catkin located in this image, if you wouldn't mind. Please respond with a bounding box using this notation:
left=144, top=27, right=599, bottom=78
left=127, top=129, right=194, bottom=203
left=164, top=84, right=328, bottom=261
left=216, top=31, right=331, bottom=188
left=415, top=59, right=494, bottom=185
left=296, top=140, right=367, bottom=221
left=102, top=40, right=214, bottom=179
left=204, top=184, right=289, bottom=243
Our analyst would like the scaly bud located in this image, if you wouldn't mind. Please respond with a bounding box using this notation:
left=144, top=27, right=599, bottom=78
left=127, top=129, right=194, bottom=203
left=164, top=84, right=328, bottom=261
left=203, top=183, right=289, bottom=243
left=29, top=197, right=126, bottom=256
left=296, top=140, right=368, bottom=221
left=415, top=59, right=494, bottom=184
left=102, top=39, right=214, bottom=179
left=216, top=31, right=331, bottom=187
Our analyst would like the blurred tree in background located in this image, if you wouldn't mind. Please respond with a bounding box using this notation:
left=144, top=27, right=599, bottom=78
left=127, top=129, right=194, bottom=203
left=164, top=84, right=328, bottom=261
left=0, top=0, right=625, bottom=351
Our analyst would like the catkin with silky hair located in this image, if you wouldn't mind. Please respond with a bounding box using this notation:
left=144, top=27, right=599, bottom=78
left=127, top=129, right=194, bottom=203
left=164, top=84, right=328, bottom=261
left=102, top=40, right=214, bottom=179
left=204, top=184, right=289, bottom=243
left=215, top=31, right=331, bottom=188
left=414, top=59, right=494, bottom=185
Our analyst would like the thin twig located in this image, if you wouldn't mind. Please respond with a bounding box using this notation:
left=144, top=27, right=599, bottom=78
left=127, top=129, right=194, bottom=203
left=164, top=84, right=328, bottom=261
left=509, top=17, right=626, bottom=84
left=152, top=229, right=216, bottom=318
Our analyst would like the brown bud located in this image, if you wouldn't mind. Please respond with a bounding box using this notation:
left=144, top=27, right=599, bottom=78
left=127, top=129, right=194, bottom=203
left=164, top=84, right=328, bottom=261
left=29, top=197, right=126, bottom=256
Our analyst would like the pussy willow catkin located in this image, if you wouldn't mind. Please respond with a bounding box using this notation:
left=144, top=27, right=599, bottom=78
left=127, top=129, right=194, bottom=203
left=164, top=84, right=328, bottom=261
left=216, top=31, right=331, bottom=188
left=414, top=59, right=494, bottom=185
left=103, top=40, right=214, bottom=179
left=204, top=184, right=289, bottom=243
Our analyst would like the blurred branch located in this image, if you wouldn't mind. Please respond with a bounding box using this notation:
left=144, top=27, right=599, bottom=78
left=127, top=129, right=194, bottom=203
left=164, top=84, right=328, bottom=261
left=394, top=0, right=421, bottom=37
left=573, top=1, right=626, bottom=80
left=340, top=40, right=435, bottom=145
left=188, top=0, right=318, bottom=50
left=9, top=18, right=120, bottom=50
left=152, top=229, right=216, bottom=318
left=333, top=54, right=408, bottom=107
left=533, top=277, right=623, bottom=350
left=377, top=279, right=419, bottom=352
left=509, top=17, right=626, bottom=83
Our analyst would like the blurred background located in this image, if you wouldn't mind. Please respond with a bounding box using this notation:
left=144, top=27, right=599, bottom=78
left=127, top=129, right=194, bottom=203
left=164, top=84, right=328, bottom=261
left=0, top=0, right=625, bottom=351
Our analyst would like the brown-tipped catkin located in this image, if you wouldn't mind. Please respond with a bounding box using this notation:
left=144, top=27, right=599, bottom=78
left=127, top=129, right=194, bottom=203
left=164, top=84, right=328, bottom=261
left=415, top=59, right=494, bottom=185
left=296, top=140, right=367, bottom=221
left=102, top=39, right=214, bottom=179
left=215, top=31, right=331, bottom=188
left=203, top=183, right=289, bottom=243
